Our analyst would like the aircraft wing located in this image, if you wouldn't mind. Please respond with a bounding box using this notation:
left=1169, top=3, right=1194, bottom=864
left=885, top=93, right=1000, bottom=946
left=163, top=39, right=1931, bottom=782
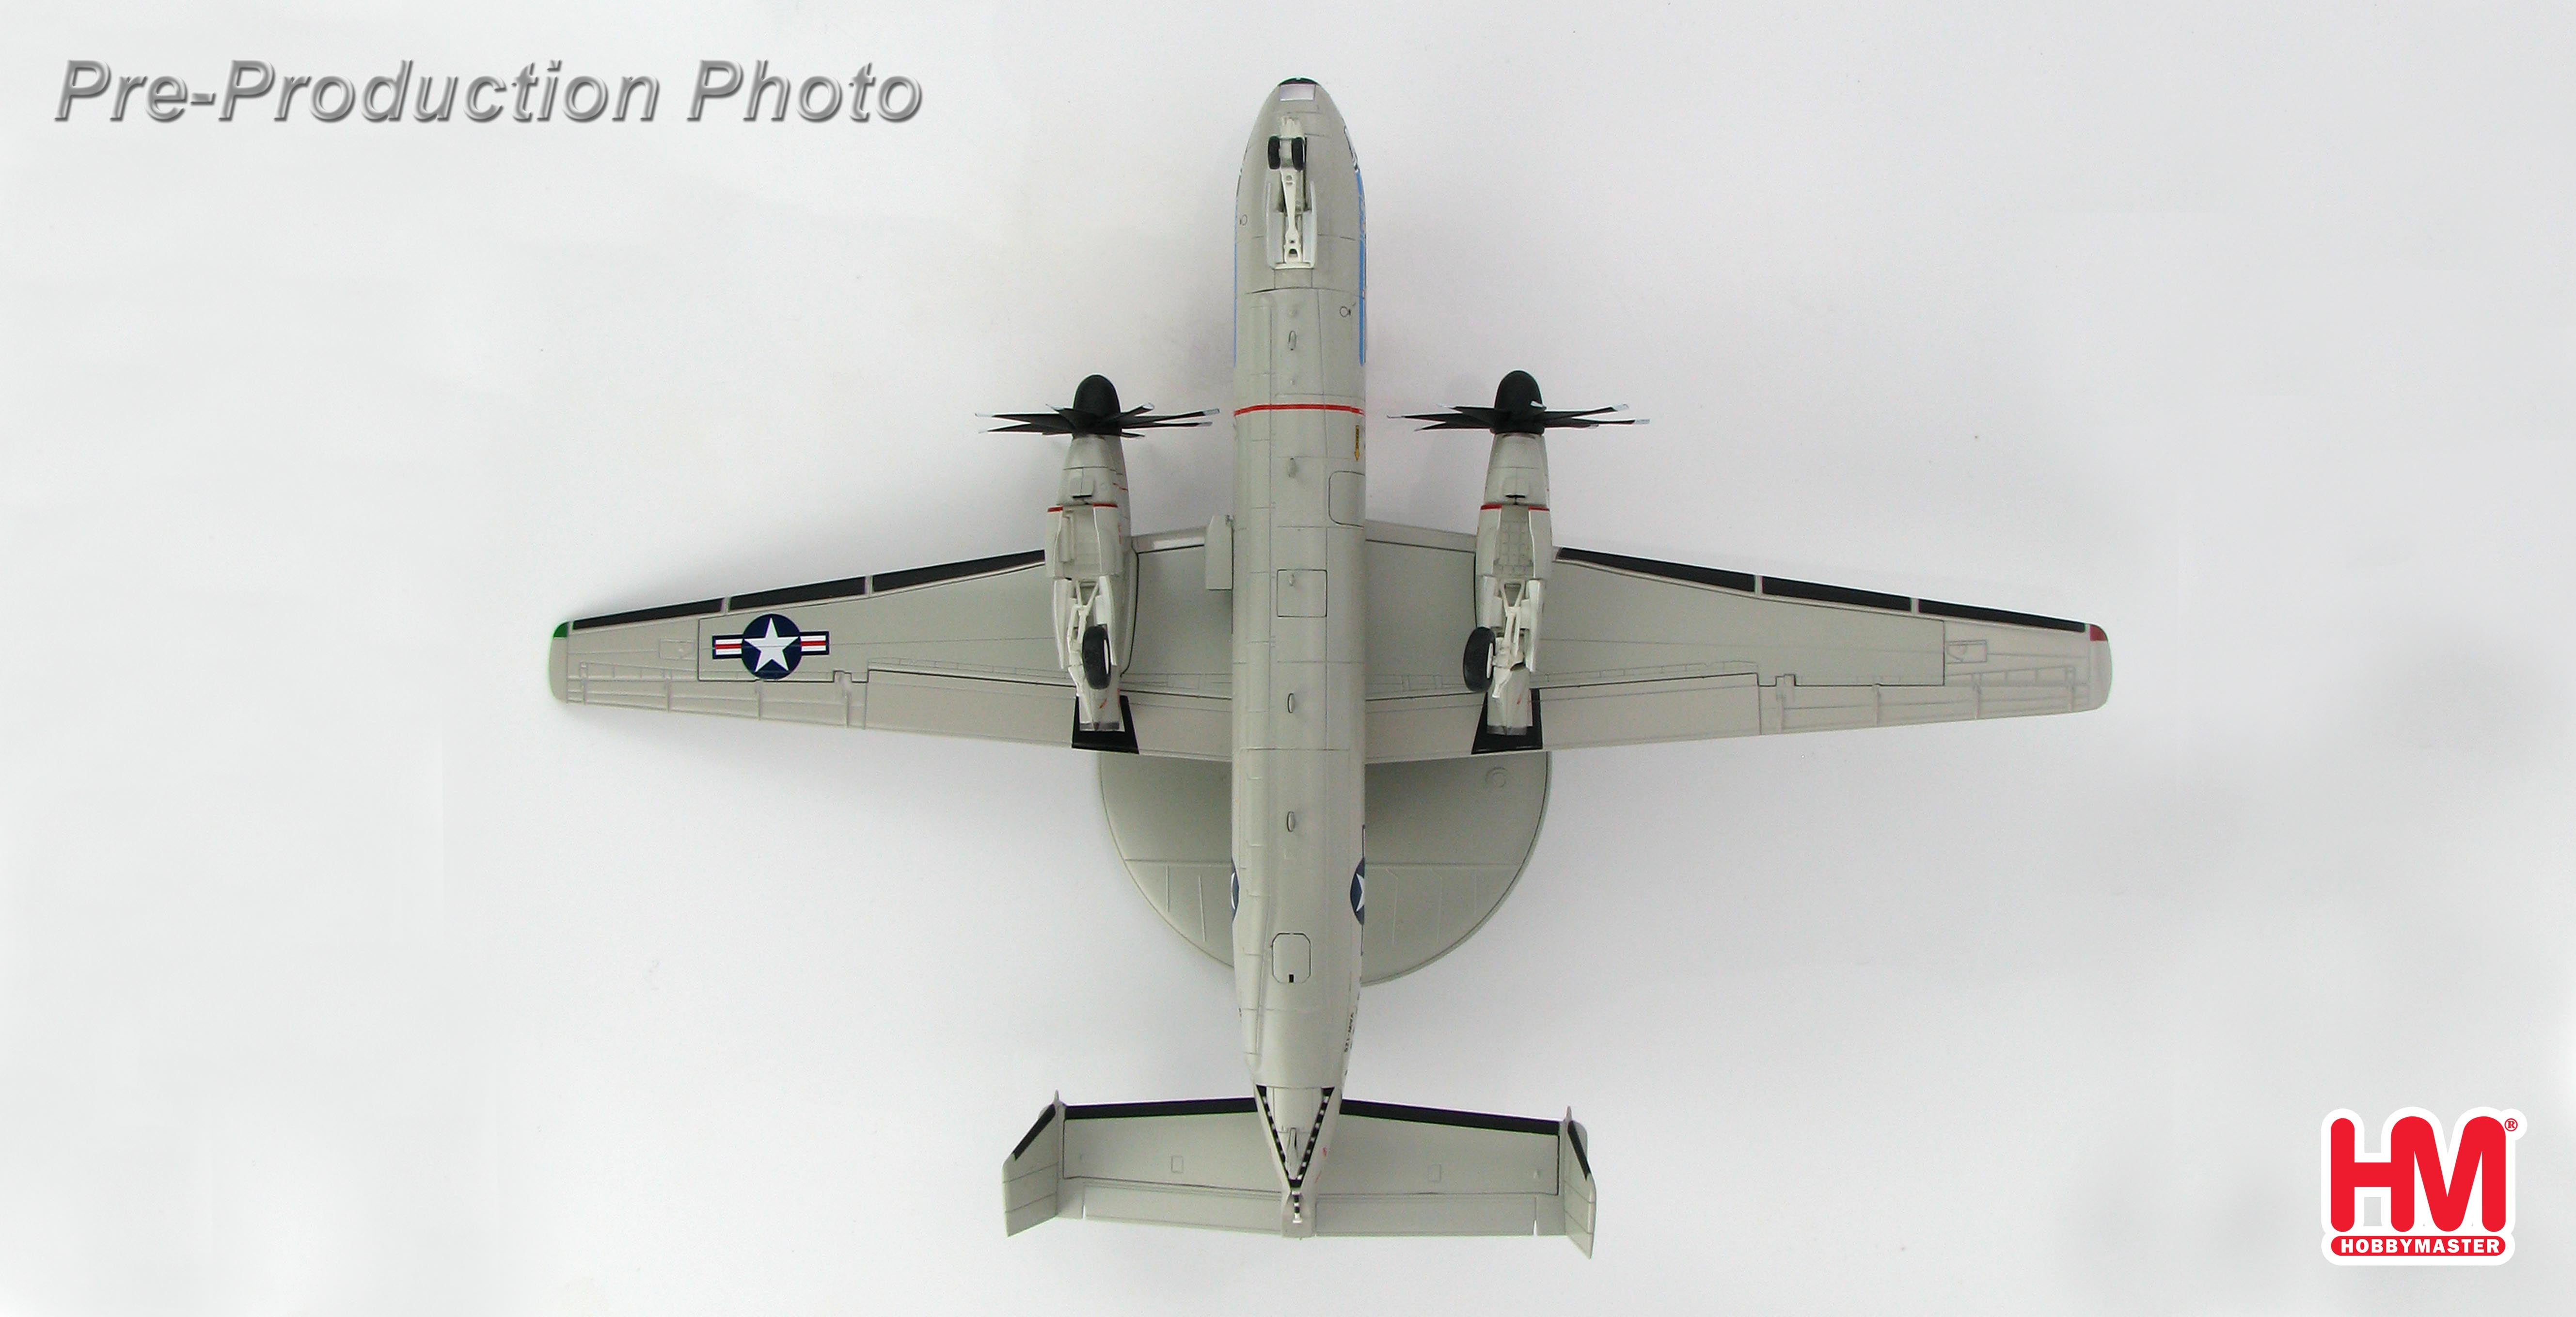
left=1361, top=523, right=2111, bottom=760
left=550, top=530, right=1234, bottom=755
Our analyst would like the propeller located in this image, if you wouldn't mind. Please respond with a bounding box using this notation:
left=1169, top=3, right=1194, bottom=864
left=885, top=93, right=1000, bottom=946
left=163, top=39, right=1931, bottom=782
left=983, top=374, right=1212, bottom=438
left=1403, top=369, right=1642, bottom=435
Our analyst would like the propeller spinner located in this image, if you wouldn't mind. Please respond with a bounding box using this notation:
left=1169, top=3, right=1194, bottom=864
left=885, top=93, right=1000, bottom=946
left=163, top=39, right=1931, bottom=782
left=1404, top=370, right=1641, bottom=435
left=986, top=374, right=1212, bottom=438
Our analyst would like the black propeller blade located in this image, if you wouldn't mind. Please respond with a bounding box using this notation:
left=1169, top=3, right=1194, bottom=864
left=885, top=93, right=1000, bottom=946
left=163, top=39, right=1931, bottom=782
left=1404, top=369, right=1641, bottom=435
left=985, top=374, right=1212, bottom=438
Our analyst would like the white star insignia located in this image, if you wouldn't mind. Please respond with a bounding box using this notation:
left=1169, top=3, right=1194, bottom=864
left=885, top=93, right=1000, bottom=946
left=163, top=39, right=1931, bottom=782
left=744, top=618, right=797, bottom=674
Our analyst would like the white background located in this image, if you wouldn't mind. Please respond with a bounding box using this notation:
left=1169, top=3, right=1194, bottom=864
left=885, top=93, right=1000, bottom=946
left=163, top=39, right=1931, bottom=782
left=4, top=2, right=2571, bottom=1313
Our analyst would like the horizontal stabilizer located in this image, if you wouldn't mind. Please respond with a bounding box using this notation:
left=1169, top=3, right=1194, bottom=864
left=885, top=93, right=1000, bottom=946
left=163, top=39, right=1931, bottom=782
left=1002, top=1095, right=1595, bottom=1253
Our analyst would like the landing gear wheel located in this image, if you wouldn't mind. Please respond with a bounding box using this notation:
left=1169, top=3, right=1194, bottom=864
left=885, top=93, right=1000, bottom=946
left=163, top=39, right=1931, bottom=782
left=1081, top=624, right=1113, bottom=691
left=1462, top=627, right=1496, bottom=693
left=1266, top=136, right=1281, bottom=168
left=1290, top=137, right=1307, bottom=169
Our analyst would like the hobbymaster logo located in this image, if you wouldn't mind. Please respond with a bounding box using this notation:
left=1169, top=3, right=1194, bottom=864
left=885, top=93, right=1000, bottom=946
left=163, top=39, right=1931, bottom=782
left=2321, top=1108, right=2523, bottom=1265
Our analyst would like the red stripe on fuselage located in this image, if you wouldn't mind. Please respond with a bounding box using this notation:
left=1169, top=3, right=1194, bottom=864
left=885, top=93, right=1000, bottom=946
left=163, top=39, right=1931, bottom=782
left=1233, top=404, right=1363, bottom=415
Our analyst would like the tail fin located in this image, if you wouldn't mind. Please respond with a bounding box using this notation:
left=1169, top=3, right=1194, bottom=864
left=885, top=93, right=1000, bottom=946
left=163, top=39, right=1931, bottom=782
left=1002, top=1094, right=1596, bottom=1254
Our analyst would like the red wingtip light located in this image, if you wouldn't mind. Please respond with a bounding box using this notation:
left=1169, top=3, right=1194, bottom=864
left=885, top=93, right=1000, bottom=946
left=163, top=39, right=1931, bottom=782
left=2087, top=623, right=2108, bottom=642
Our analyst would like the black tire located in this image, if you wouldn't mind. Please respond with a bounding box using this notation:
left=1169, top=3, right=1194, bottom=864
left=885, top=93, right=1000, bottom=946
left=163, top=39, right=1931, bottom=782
left=1081, top=624, right=1113, bottom=690
left=1266, top=137, right=1281, bottom=168
left=1290, top=137, right=1307, bottom=170
left=1462, top=627, right=1496, bottom=693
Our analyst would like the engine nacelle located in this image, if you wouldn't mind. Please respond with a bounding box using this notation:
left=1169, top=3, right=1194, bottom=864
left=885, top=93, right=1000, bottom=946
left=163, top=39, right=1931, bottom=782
left=1414, top=368, right=1634, bottom=743
left=1047, top=432, right=1137, bottom=730
left=1471, top=430, right=1553, bottom=734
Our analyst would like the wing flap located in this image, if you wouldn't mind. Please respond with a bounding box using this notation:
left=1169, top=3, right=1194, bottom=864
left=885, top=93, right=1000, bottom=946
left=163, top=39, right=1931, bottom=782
left=856, top=669, right=1064, bottom=744
left=1077, top=1183, right=1280, bottom=1232
left=1125, top=692, right=1231, bottom=760
left=1543, top=672, right=1761, bottom=748
left=1361, top=694, right=1483, bottom=762
left=1312, top=1193, right=1542, bottom=1237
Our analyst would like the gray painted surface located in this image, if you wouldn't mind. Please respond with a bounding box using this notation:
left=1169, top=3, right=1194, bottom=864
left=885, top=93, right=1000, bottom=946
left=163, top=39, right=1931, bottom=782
left=545, top=79, right=2109, bottom=1250
left=1100, top=751, right=1549, bottom=984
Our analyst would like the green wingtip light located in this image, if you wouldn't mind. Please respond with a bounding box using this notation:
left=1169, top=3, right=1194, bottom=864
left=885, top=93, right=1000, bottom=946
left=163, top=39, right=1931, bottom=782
left=553, top=621, right=569, bottom=638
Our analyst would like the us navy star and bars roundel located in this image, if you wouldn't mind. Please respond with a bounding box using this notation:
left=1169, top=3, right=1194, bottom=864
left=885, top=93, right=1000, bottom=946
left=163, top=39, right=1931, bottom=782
left=710, top=613, right=831, bottom=680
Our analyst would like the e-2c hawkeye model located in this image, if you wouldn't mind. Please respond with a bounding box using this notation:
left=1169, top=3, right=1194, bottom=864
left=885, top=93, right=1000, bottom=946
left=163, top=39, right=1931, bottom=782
left=549, top=79, right=2111, bottom=1253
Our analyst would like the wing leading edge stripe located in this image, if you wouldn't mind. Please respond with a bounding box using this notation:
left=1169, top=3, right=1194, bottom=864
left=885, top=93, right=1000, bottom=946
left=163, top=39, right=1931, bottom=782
left=570, top=599, right=725, bottom=631
left=570, top=551, right=1043, bottom=631
left=871, top=549, right=1046, bottom=593
left=1758, top=574, right=1912, bottom=612
left=1915, top=597, right=2088, bottom=633
left=1558, top=546, right=2084, bottom=632
left=1010, top=1103, right=1059, bottom=1160
left=729, top=575, right=870, bottom=610
left=1554, top=546, right=1756, bottom=593
left=1065, top=1097, right=1261, bottom=1121
left=1335, top=1098, right=1561, bottom=1137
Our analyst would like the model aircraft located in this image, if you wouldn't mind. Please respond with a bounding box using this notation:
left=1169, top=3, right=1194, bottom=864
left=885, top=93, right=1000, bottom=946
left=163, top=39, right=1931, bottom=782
left=549, top=79, right=2112, bottom=1254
